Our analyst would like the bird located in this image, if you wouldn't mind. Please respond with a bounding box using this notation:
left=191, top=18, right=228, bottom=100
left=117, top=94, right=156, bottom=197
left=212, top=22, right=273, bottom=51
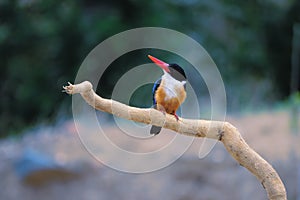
left=148, top=55, right=187, bottom=135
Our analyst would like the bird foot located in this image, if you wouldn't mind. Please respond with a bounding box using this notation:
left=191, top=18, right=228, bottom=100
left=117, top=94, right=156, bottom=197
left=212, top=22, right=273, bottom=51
left=174, top=113, right=179, bottom=121
left=159, top=109, right=166, bottom=115
left=156, top=106, right=166, bottom=115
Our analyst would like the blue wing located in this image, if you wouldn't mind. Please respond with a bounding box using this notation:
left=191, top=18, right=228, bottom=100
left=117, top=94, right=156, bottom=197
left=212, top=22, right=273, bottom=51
left=151, top=78, right=163, bottom=135
left=152, top=78, right=161, bottom=105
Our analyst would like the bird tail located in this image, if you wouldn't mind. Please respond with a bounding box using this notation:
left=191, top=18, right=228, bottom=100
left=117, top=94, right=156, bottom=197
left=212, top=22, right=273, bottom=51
left=150, top=125, right=162, bottom=135
left=150, top=104, right=162, bottom=135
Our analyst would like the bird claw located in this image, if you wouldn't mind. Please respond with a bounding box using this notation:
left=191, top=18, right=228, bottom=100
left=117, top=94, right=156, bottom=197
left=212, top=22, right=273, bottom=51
left=152, top=105, right=179, bottom=121
left=159, top=109, right=166, bottom=115
left=153, top=105, right=166, bottom=115
left=174, top=113, right=179, bottom=121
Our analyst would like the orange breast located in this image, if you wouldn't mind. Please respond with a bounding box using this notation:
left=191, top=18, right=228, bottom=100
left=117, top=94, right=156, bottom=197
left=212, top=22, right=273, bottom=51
left=155, top=85, right=186, bottom=115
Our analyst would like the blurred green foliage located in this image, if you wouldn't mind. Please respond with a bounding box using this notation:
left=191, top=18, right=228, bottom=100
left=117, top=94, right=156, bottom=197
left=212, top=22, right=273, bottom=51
left=0, top=0, right=299, bottom=137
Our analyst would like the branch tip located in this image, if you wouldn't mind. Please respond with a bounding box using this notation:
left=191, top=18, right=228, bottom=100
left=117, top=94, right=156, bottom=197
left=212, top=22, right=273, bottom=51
left=62, top=82, right=74, bottom=94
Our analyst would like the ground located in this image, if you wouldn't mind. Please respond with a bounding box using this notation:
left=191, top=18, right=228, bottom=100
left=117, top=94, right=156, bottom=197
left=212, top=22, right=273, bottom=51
left=0, top=110, right=299, bottom=200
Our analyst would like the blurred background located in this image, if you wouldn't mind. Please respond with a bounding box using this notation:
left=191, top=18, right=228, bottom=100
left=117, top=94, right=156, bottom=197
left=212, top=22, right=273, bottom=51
left=1, top=0, right=300, bottom=199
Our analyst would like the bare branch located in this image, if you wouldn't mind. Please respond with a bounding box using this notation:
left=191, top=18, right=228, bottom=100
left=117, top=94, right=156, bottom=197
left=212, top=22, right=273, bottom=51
left=63, top=81, right=287, bottom=200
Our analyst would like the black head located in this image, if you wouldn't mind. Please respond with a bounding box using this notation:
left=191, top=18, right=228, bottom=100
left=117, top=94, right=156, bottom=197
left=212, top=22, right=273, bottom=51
left=168, top=64, right=186, bottom=82
left=147, top=55, right=187, bottom=82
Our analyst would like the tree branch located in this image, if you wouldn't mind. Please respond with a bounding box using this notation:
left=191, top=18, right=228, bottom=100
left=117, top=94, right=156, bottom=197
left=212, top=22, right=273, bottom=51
left=63, top=81, right=287, bottom=200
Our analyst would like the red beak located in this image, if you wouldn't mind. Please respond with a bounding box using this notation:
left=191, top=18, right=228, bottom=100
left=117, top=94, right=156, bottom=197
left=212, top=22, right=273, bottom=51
left=148, top=55, right=170, bottom=73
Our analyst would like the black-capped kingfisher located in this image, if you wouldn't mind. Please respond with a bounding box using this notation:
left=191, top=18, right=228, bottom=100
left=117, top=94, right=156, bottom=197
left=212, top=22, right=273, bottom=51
left=148, top=55, right=187, bottom=135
